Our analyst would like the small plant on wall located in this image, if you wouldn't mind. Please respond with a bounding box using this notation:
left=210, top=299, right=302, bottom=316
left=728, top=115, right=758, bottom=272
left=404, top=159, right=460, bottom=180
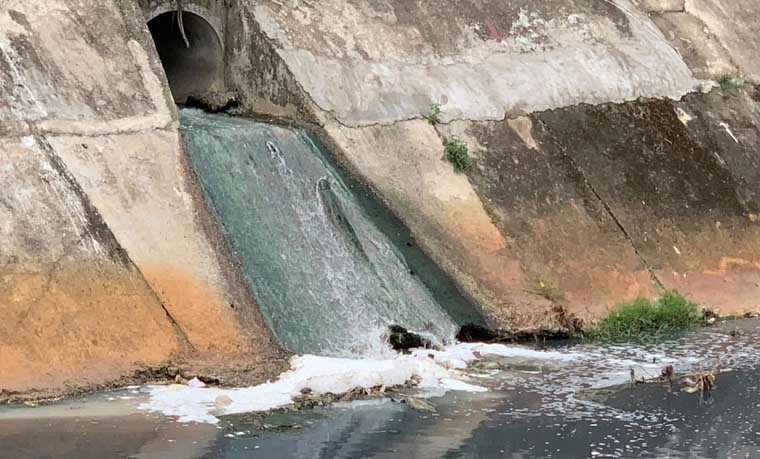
left=717, top=71, right=745, bottom=95
left=442, top=136, right=473, bottom=173
left=423, top=103, right=443, bottom=125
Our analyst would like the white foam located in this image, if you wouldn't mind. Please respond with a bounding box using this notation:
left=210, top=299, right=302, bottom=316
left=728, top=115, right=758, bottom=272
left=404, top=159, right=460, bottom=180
left=139, top=343, right=571, bottom=424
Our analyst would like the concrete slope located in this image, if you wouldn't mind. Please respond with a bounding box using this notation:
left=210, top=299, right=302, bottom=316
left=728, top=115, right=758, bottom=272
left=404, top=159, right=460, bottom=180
left=533, top=93, right=760, bottom=315
left=242, top=0, right=760, bottom=327
left=253, top=0, right=697, bottom=126
left=0, top=135, right=179, bottom=395
left=1, top=0, right=286, bottom=397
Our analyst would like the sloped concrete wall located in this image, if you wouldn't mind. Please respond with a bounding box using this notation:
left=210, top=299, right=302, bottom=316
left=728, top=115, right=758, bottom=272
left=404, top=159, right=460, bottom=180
left=643, top=0, right=760, bottom=81
left=240, top=0, right=760, bottom=328
left=1, top=0, right=285, bottom=398
left=0, top=135, right=179, bottom=394
left=3, top=0, right=758, bottom=395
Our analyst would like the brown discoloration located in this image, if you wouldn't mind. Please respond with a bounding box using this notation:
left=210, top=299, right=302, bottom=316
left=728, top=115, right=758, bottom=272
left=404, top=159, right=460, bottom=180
left=457, top=116, right=655, bottom=320
left=0, top=0, right=293, bottom=402
left=138, top=265, right=250, bottom=355
left=0, top=136, right=181, bottom=395
left=0, top=260, right=180, bottom=394
left=1, top=133, right=288, bottom=399
left=47, top=130, right=284, bottom=360
left=532, top=92, right=760, bottom=315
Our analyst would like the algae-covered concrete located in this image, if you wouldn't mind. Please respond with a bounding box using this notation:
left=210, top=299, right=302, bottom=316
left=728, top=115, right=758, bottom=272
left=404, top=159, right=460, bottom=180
left=1, top=0, right=286, bottom=398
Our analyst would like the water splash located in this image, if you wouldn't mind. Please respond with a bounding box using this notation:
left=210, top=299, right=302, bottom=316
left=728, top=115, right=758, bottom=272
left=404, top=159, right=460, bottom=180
left=179, top=110, right=458, bottom=356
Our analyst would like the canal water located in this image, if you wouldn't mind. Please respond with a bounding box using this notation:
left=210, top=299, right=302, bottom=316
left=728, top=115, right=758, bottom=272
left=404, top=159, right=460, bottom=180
left=2, top=319, right=759, bottom=458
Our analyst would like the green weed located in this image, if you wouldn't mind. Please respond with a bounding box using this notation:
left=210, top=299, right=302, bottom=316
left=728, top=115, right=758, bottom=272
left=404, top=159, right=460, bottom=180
left=442, top=136, right=472, bottom=173
left=717, top=72, right=745, bottom=95
left=586, top=291, right=701, bottom=341
left=423, top=103, right=443, bottom=125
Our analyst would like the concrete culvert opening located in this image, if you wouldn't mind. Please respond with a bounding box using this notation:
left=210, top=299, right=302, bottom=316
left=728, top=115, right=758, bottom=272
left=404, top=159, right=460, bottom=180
left=148, top=11, right=222, bottom=104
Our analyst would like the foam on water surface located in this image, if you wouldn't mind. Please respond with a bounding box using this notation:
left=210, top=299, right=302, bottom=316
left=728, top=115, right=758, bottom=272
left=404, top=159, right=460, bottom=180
left=139, top=342, right=577, bottom=424
left=141, top=322, right=760, bottom=425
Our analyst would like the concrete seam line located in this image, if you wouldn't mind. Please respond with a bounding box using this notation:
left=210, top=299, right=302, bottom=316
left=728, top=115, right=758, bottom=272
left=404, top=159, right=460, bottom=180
left=556, top=140, right=666, bottom=292
left=319, top=91, right=701, bottom=130
left=3, top=124, right=178, bottom=140
left=31, top=132, right=197, bottom=354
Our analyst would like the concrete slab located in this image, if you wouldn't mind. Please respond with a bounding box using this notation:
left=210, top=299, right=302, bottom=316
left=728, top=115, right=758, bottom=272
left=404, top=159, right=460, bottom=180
left=685, top=0, right=760, bottom=82
left=534, top=94, right=760, bottom=314
left=47, top=130, right=278, bottom=356
left=254, top=0, right=696, bottom=126
left=443, top=118, right=655, bottom=319
left=0, top=0, right=173, bottom=128
left=0, top=136, right=180, bottom=394
left=1, top=0, right=288, bottom=397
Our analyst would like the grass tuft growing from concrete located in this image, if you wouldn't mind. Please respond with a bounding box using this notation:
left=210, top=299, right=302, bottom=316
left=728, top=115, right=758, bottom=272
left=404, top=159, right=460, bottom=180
left=442, top=136, right=472, bottom=173
left=586, top=291, right=701, bottom=341
left=423, top=103, right=443, bottom=125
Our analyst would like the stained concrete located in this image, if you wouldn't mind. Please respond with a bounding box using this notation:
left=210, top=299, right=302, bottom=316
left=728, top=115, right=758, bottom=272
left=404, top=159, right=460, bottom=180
left=1, top=0, right=286, bottom=398
left=0, top=136, right=179, bottom=394
left=443, top=117, right=654, bottom=320
left=239, top=0, right=760, bottom=326
left=3, top=0, right=760, bottom=396
left=533, top=92, right=760, bottom=314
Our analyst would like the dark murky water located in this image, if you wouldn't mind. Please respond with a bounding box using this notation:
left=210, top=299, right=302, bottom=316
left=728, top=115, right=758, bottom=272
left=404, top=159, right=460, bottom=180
left=3, top=320, right=760, bottom=459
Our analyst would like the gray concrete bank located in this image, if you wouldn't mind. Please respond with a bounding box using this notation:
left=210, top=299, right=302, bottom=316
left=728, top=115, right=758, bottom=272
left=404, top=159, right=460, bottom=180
left=232, top=0, right=760, bottom=329
left=2, top=0, right=760, bottom=397
left=1, top=0, right=286, bottom=399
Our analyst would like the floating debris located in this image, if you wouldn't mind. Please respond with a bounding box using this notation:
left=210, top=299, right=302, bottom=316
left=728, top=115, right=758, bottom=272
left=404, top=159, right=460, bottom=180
left=682, top=372, right=717, bottom=394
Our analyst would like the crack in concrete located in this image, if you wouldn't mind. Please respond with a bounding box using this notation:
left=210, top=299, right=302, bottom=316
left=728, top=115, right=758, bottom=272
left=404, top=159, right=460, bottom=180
left=558, top=146, right=666, bottom=291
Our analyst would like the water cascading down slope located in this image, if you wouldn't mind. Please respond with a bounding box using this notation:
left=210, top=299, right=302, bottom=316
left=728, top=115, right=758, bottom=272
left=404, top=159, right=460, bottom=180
left=180, top=110, right=458, bottom=356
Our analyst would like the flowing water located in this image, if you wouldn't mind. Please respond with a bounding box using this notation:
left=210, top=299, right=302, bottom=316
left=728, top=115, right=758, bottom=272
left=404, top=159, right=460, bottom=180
left=179, top=110, right=460, bottom=356
left=3, top=320, right=760, bottom=458
left=4, top=112, right=759, bottom=457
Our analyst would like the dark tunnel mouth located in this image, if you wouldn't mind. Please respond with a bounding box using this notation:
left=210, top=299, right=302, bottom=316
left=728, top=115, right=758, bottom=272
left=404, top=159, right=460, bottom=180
left=148, top=11, right=223, bottom=104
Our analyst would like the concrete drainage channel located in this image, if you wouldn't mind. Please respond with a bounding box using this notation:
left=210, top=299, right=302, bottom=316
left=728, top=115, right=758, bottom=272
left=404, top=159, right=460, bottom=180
left=3, top=0, right=760, bottom=433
